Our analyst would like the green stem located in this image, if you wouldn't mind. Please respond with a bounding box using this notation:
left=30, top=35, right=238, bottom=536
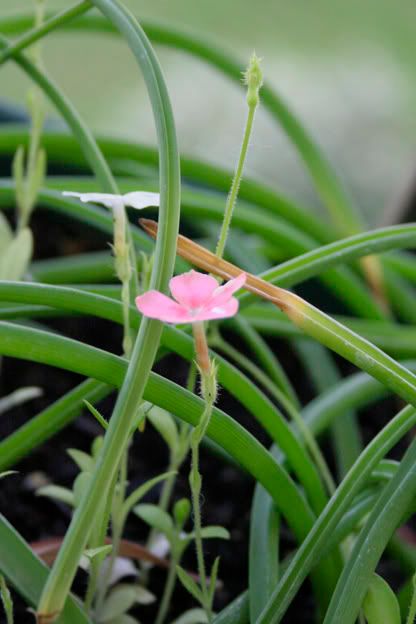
left=36, top=0, right=180, bottom=619
left=96, top=448, right=129, bottom=613
left=215, top=103, right=256, bottom=259
left=155, top=556, right=179, bottom=624
left=82, top=565, right=97, bottom=615
left=190, top=431, right=211, bottom=620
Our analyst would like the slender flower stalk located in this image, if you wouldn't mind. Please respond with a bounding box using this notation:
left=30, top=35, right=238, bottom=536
left=136, top=270, right=245, bottom=621
left=63, top=190, right=160, bottom=356
left=215, top=53, right=262, bottom=260
left=189, top=325, right=217, bottom=621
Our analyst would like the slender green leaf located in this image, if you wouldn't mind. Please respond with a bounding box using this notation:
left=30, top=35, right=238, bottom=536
left=134, top=504, right=173, bottom=537
left=0, top=513, right=91, bottom=623
left=121, top=471, right=176, bottom=522
left=0, top=282, right=327, bottom=515
left=322, top=437, right=416, bottom=624
left=67, top=449, right=94, bottom=473
left=171, top=609, right=208, bottom=624
left=177, top=566, right=204, bottom=604
left=0, top=320, right=317, bottom=543
left=257, top=404, right=416, bottom=623
left=249, top=484, right=279, bottom=623
left=37, top=485, right=75, bottom=507
left=146, top=406, right=179, bottom=452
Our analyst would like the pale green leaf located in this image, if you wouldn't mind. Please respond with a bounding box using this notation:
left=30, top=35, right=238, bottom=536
left=131, top=586, right=155, bottom=605
left=362, top=574, right=401, bottom=624
left=188, top=526, right=230, bottom=541
left=133, top=504, right=173, bottom=537
left=208, top=557, right=220, bottom=607
left=0, top=228, right=33, bottom=281
left=147, top=406, right=179, bottom=452
left=67, top=448, right=94, bottom=473
left=176, top=566, right=203, bottom=604
left=170, top=608, right=208, bottom=624
left=84, top=400, right=108, bottom=431
left=12, top=145, right=25, bottom=212
left=27, top=147, right=46, bottom=210
left=73, top=472, right=92, bottom=508
left=0, top=575, right=13, bottom=624
left=98, top=584, right=152, bottom=622
left=92, top=435, right=104, bottom=458
left=122, top=471, right=176, bottom=522
left=36, top=485, right=75, bottom=507
left=0, top=213, right=12, bottom=249
left=83, top=544, right=112, bottom=565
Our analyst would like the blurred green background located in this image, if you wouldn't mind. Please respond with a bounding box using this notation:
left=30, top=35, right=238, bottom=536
left=1, top=0, right=415, bottom=223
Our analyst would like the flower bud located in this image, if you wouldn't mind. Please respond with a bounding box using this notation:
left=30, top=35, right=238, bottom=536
left=244, top=52, right=263, bottom=108
left=173, top=498, right=191, bottom=527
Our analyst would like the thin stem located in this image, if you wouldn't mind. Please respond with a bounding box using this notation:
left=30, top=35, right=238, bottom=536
left=155, top=550, right=180, bottom=624
left=96, top=449, right=129, bottom=613
left=36, top=0, right=181, bottom=619
left=190, top=429, right=210, bottom=620
left=83, top=469, right=117, bottom=616
left=82, top=564, right=97, bottom=615
left=215, top=103, right=256, bottom=260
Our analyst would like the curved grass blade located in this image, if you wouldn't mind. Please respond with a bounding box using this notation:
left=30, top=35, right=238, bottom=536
left=295, top=340, right=362, bottom=479
left=249, top=485, right=279, bottom=622
left=0, top=378, right=111, bottom=471
left=0, top=282, right=327, bottom=514
left=257, top=404, right=416, bottom=624
left=322, top=436, right=416, bottom=624
left=37, top=0, right=181, bottom=618
left=0, top=320, right=316, bottom=544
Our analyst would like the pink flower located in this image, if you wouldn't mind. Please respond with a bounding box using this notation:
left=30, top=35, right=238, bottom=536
left=135, top=270, right=246, bottom=324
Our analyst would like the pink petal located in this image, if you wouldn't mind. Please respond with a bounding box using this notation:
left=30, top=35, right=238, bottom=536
left=194, top=297, right=239, bottom=321
left=169, top=270, right=218, bottom=308
left=135, top=291, right=193, bottom=323
left=209, top=273, right=246, bottom=307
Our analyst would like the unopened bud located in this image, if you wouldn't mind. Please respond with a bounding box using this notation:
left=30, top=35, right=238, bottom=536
left=173, top=498, right=191, bottom=527
left=243, top=52, right=263, bottom=108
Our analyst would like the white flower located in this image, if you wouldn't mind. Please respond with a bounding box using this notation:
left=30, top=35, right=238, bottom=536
left=62, top=191, right=160, bottom=210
